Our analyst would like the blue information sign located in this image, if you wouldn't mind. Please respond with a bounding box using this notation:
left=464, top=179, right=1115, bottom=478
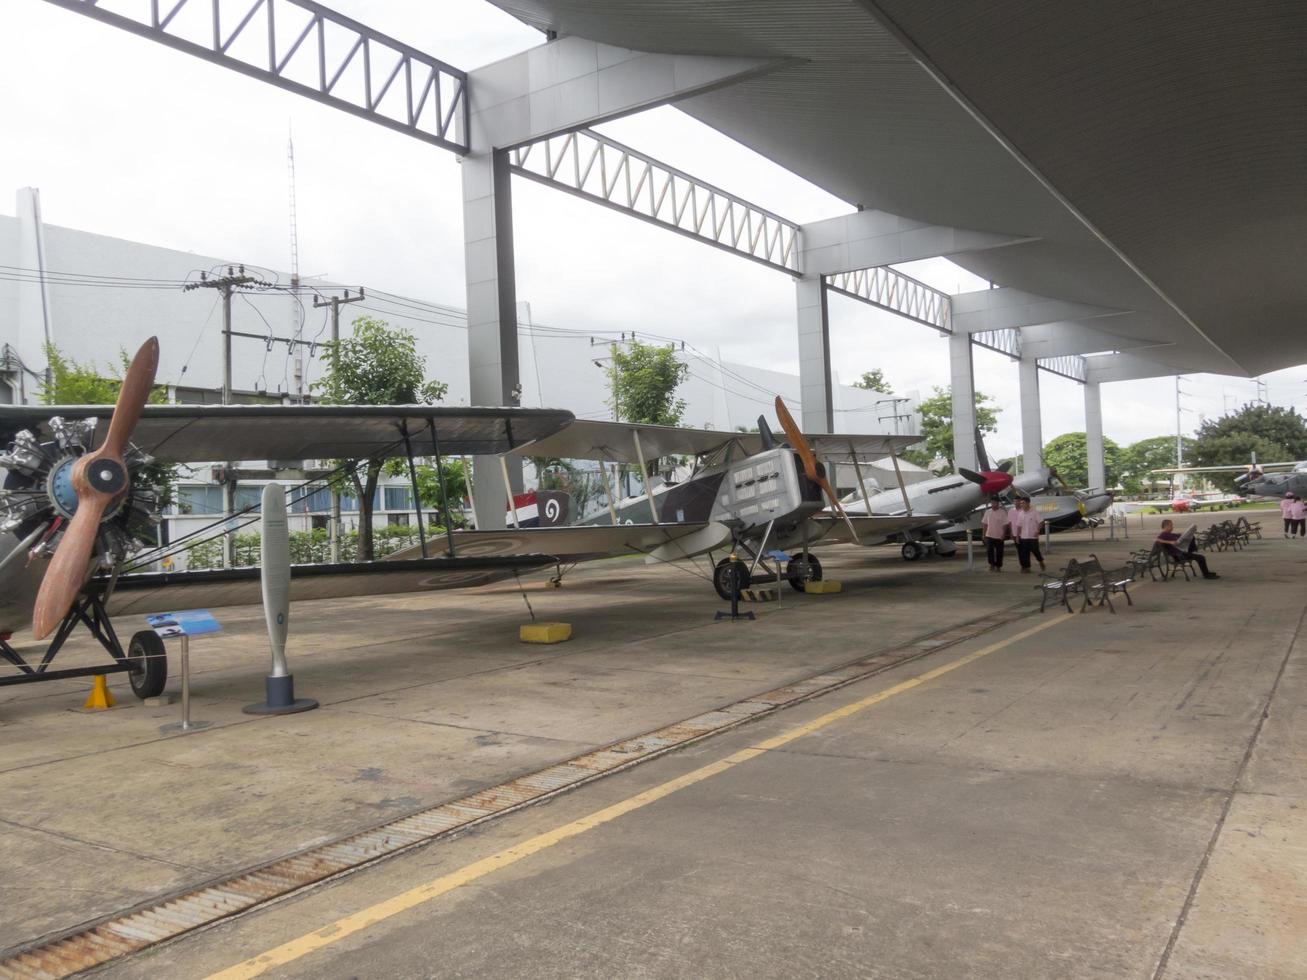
left=146, top=609, right=222, bottom=639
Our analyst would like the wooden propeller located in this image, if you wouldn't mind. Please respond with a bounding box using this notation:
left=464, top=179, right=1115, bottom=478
left=32, top=337, right=159, bottom=639
left=774, top=396, right=859, bottom=543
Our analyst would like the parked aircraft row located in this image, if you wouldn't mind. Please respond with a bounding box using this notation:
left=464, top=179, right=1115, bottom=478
left=0, top=338, right=1111, bottom=699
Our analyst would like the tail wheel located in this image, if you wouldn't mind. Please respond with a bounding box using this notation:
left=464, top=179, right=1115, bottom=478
left=127, top=629, right=167, bottom=700
left=713, top=558, right=752, bottom=601
left=786, top=553, right=823, bottom=592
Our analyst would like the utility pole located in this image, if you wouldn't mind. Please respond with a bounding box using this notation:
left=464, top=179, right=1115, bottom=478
left=1174, top=375, right=1190, bottom=494
left=313, top=288, right=365, bottom=562
left=184, top=266, right=261, bottom=567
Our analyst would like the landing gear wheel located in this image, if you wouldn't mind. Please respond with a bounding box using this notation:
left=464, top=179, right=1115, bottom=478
left=713, top=558, right=752, bottom=601
left=901, top=541, right=925, bottom=561
left=127, top=629, right=167, bottom=700
left=786, top=553, right=823, bottom=592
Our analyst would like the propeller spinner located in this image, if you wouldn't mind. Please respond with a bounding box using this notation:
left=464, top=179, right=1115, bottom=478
left=31, top=337, right=159, bottom=639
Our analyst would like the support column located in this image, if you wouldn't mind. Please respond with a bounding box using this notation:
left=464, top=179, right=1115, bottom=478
left=1018, top=355, right=1043, bottom=471
left=796, top=276, right=832, bottom=432
left=1084, top=381, right=1106, bottom=491
left=463, top=149, right=520, bottom=529
left=949, top=332, right=978, bottom=472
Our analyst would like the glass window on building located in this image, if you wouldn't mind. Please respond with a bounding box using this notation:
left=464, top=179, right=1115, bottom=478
left=383, top=486, right=413, bottom=511
left=234, top=486, right=265, bottom=511
left=175, top=485, right=223, bottom=515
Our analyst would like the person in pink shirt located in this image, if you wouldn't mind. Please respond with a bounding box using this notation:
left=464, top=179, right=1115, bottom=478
left=980, top=497, right=1010, bottom=572
left=1011, top=496, right=1046, bottom=573
left=1291, top=494, right=1306, bottom=538
left=1279, top=494, right=1295, bottom=537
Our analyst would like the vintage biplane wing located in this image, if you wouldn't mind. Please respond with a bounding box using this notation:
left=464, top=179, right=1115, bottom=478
left=0, top=403, right=575, bottom=463
left=808, top=513, right=944, bottom=546
left=1149, top=462, right=1300, bottom=475
left=387, top=522, right=733, bottom=566
left=104, top=553, right=560, bottom=617
left=510, top=418, right=921, bottom=464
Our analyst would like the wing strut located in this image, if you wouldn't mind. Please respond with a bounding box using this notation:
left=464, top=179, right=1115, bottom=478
left=631, top=430, right=660, bottom=523
left=500, top=457, right=520, bottom=528
left=427, top=420, right=458, bottom=557
left=889, top=450, right=914, bottom=516
left=848, top=441, right=873, bottom=514
left=399, top=421, right=428, bottom=559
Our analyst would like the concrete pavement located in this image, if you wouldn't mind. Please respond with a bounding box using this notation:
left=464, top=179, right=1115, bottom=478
left=3, top=510, right=1304, bottom=977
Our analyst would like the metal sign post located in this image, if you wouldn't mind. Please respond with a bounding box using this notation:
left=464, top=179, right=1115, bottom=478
left=153, top=609, right=221, bottom=734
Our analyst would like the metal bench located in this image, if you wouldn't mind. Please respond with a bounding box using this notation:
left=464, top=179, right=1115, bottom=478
left=1038, top=559, right=1083, bottom=613
left=1080, top=553, right=1136, bottom=613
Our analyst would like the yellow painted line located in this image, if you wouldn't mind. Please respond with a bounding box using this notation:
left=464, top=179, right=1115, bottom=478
left=209, top=614, right=1068, bottom=980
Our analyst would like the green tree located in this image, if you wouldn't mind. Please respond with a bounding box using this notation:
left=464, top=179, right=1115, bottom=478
left=1042, top=431, right=1122, bottom=489
left=383, top=458, right=470, bottom=529
left=851, top=369, right=890, bottom=393
left=39, top=343, right=177, bottom=506
left=608, top=340, right=690, bottom=486
left=1119, top=435, right=1183, bottom=494
left=40, top=343, right=169, bottom=406
left=1190, top=404, right=1307, bottom=491
left=608, top=341, right=689, bottom=426
left=903, top=385, right=1000, bottom=472
left=314, top=316, right=448, bottom=559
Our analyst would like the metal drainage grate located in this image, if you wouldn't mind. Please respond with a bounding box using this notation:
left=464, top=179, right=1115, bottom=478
left=0, top=605, right=1029, bottom=979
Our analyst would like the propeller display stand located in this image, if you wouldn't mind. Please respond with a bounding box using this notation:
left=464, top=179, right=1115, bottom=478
left=243, top=484, right=318, bottom=716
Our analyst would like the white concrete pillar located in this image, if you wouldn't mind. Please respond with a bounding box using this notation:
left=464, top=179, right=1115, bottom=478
left=1018, top=355, right=1043, bottom=471
left=949, top=332, right=978, bottom=472
left=1084, top=381, right=1106, bottom=490
left=463, top=150, right=520, bottom=529
left=796, top=276, right=832, bottom=432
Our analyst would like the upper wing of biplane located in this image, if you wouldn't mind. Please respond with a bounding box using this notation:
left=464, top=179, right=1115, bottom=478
left=0, top=404, right=575, bottom=463
left=1149, top=462, right=1300, bottom=475
left=510, top=418, right=921, bottom=464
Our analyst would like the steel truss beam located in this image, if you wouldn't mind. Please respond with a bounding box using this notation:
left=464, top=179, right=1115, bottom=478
left=1038, top=354, right=1088, bottom=383
left=971, top=328, right=1020, bottom=359
left=42, top=0, right=469, bottom=153
left=508, top=129, right=800, bottom=274
left=969, top=330, right=1088, bottom=383
left=824, top=266, right=951, bottom=333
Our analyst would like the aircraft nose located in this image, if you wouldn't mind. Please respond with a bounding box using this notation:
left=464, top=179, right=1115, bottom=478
left=979, top=471, right=1013, bottom=496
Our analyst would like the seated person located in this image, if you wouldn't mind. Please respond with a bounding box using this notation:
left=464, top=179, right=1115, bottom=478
left=1156, top=519, right=1219, bottom=579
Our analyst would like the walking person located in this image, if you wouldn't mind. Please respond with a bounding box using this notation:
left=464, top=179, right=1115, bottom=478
left=1291, top=494, right=1306, bottom=538
left=1280, top=493, right=1294, bottom=537
left=981, top=496, right=1010, bottom=572
left=1011, top=496, right=1046, bottom=574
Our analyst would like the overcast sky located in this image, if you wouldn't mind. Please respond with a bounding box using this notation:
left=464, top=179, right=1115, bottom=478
left=2, top=0, right=1302, bottom=461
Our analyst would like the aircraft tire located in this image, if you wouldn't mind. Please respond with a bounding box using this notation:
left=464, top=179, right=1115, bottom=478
left=786, top=554, right=823, bottom=592
left=901, top=541, right=924, bottom=561
left=713, top=558, right=751, bottom=601
left=127, top=630, right=168, bottom=700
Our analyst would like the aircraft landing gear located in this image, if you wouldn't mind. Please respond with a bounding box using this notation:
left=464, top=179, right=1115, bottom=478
left=785, top=553, right=823, bottom=592
left=0, top=589, right=167, bottom=699
left=127, top=629, right=168, bottom=699
left=901, top=541, right=925, bottom=561
left=713, top=557, right=752, bottom=601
